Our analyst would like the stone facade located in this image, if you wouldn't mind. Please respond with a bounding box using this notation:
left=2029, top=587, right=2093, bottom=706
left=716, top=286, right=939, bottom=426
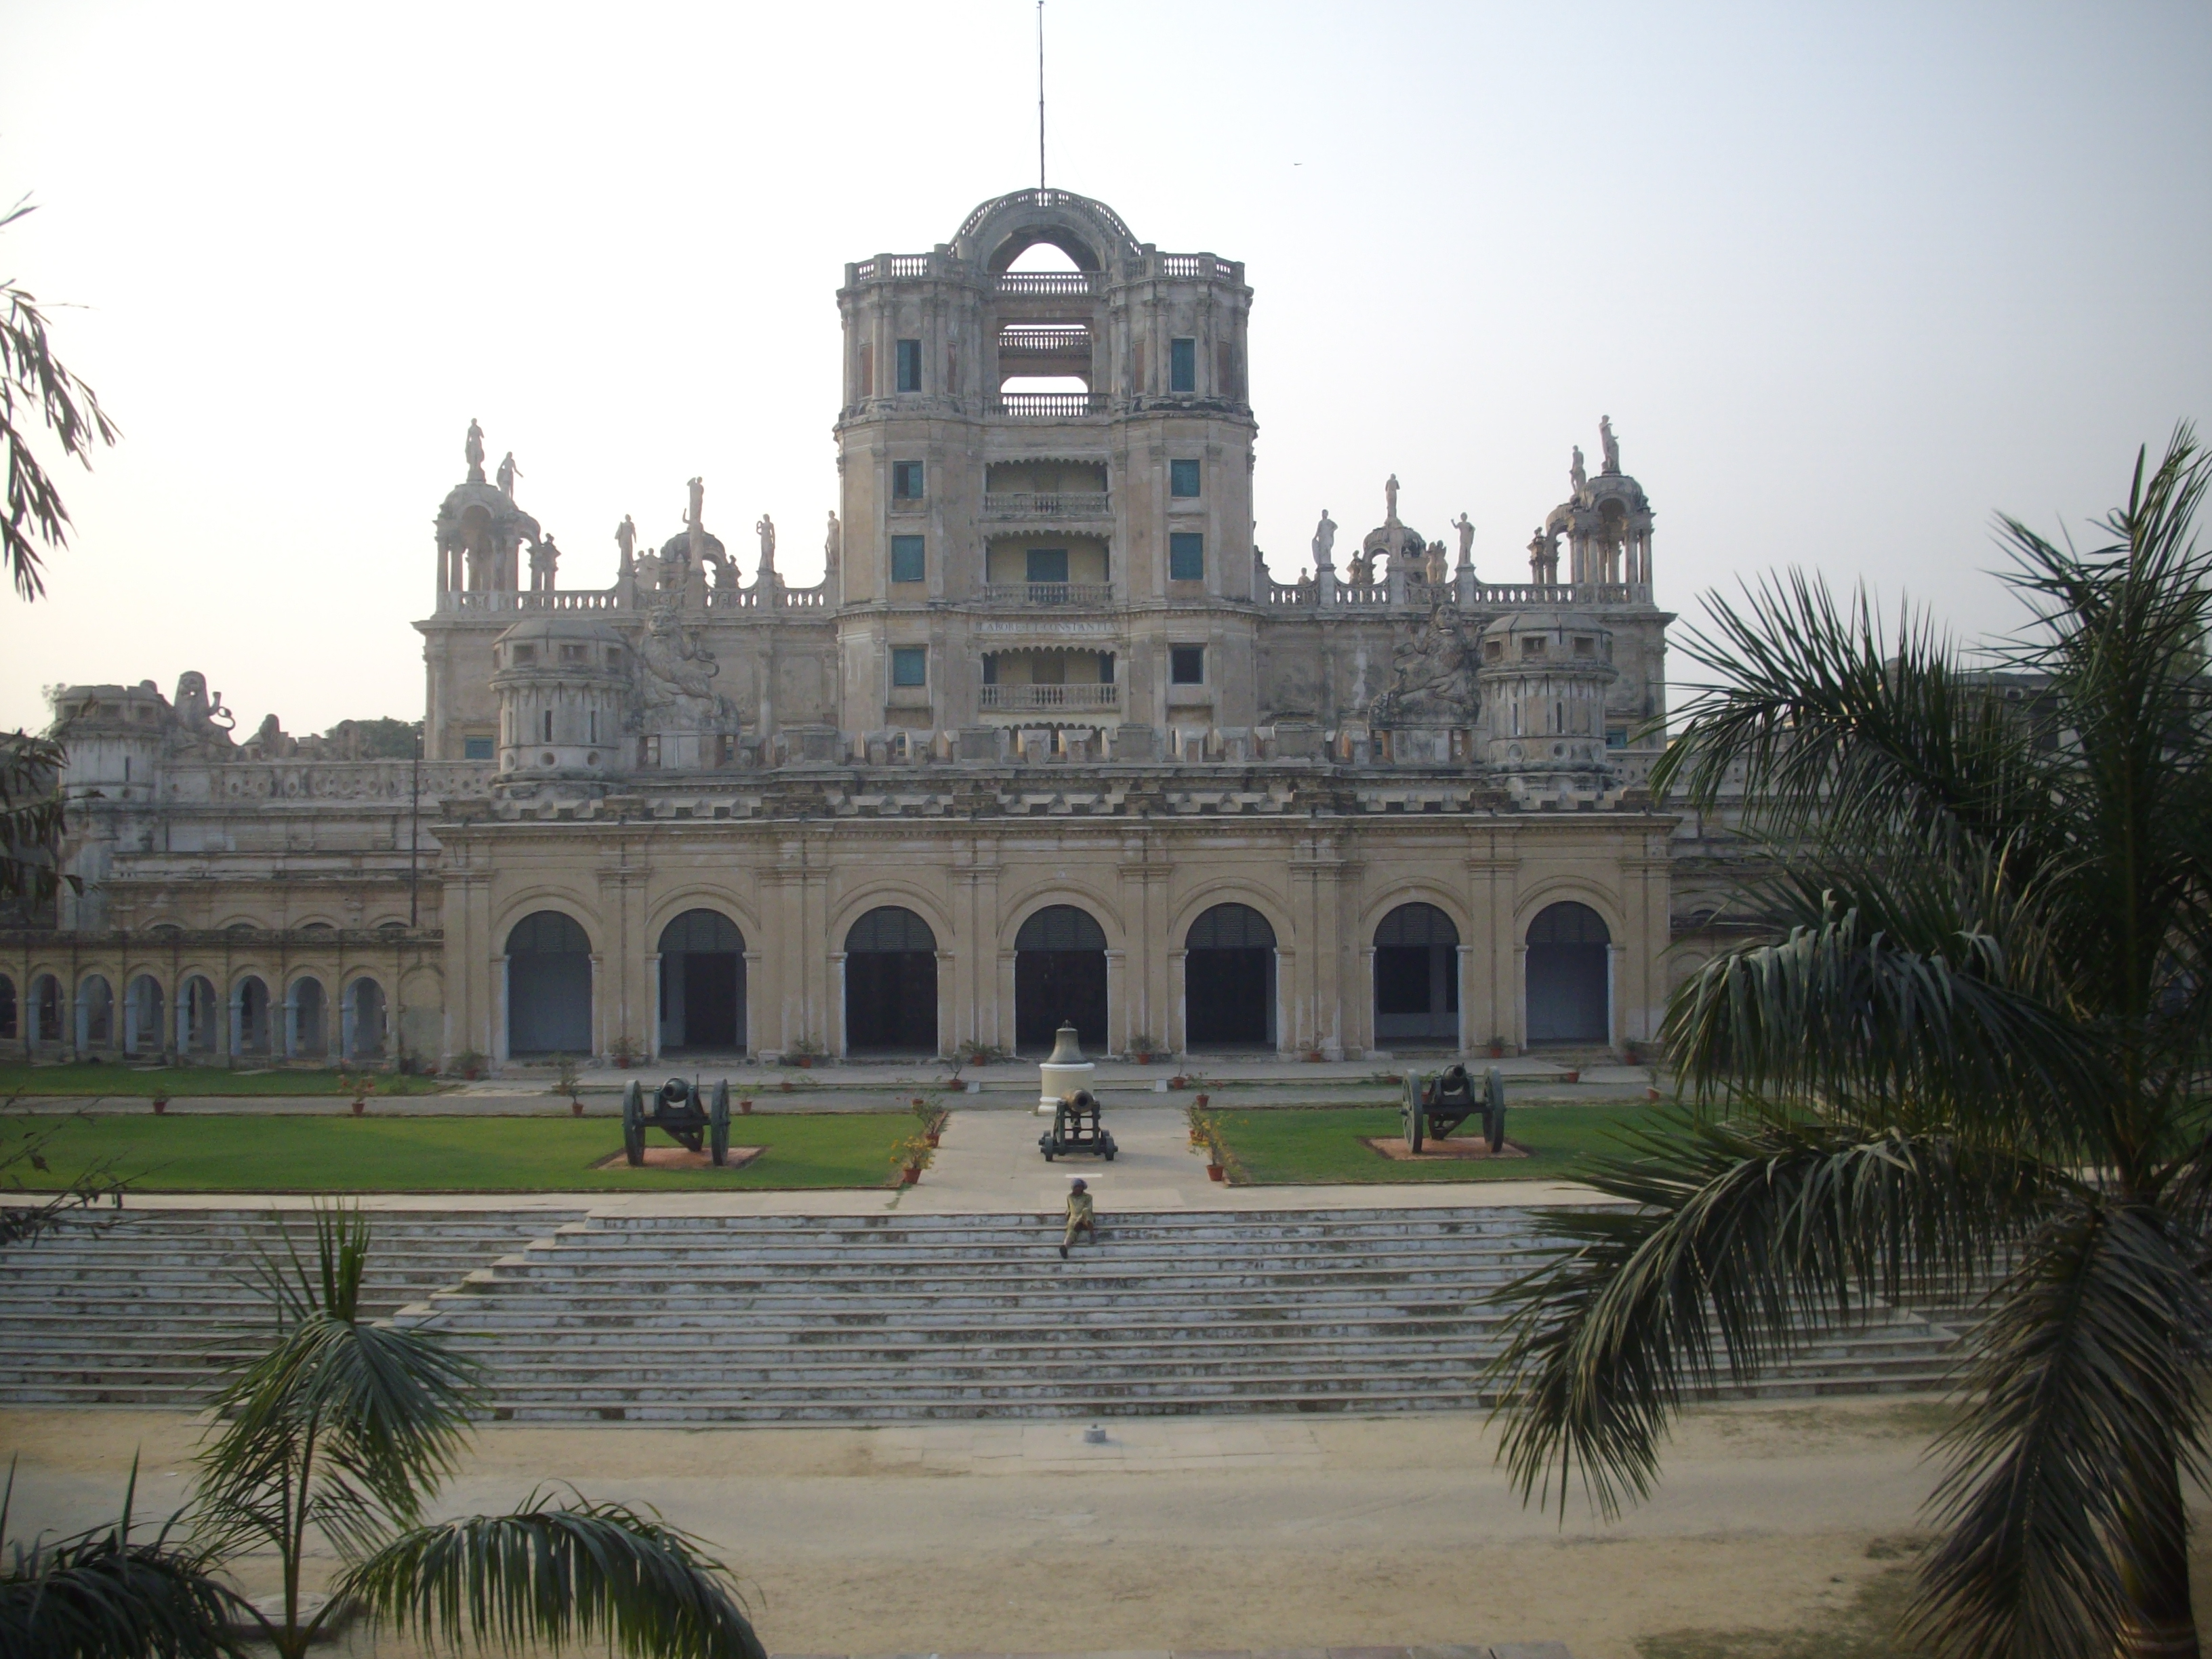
left=5, top=188, right=1709, bottom=1069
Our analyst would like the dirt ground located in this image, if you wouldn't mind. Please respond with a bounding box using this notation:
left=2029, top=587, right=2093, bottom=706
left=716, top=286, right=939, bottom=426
left=5, top=1399, right=2207, bottom=1658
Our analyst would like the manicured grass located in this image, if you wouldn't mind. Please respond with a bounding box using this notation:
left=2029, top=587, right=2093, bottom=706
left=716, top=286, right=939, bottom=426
left=7, top=1111, right=912, bottom=1191
left=0, top=1062, right=453, bottom=1098
left=1213, top=1103, right=1650, bottom=1185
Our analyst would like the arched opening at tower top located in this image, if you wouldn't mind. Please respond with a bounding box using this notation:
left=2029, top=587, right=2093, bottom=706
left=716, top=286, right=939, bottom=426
left=992, top=232, right=1097, bottom=274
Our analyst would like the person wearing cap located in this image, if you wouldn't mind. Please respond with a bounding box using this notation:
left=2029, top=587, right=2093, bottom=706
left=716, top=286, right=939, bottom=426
left=1061, top=1177, right=1096, bottom=1258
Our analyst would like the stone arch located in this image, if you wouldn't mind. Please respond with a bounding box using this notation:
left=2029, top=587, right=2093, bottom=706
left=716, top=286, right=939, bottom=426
left=505, top=909, right=593, bottom=1057
left=342, top=975, right=388, bottom=1061
left=178, top=974, right=220, bottom=1055
left=0, top=971, right=14, bottom=1043
left=1013, top=903, right=1109, bottom=1054
left=76, top=973, right=115, bottom=1051
left=844, top=905, right=939, bottom=1054
left=1372, top=901, right=1460, bottom=1047
left=123, top=972, right=166, bottom=1058
left=1183, top=901, right=1277, bottom=1050
left=286, top=973, right=330, bottom=1059
left=232, top=974, right=273, bottom=1056
left=28, top=972, right=63, bottom=1045
left=1525, top=900, right=1611, bottom=1045
left=657, top=907, right=747, bottom=1054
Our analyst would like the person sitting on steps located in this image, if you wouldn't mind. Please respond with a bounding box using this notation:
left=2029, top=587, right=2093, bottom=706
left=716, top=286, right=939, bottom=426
left=1061, top=1178, right=1097, bottom=1258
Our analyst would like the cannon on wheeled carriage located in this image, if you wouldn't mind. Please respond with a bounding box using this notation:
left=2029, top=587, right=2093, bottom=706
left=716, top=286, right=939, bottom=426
left=1038, top=1088, right=1117, bottom=1162
left=621, top=1076, right=733, bottom=1166
left=1400, top=1063, right=1507, bottom=1154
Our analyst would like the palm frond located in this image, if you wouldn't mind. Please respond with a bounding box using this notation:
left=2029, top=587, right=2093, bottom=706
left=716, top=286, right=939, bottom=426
left=342, top=1492, right=766, bottom=1659
left=1487, top=1112, right=2058, bottom=1519
left=1, top=1456, right=243, bottom=1659
left=1914, top=1197, right=2212, bottom=1656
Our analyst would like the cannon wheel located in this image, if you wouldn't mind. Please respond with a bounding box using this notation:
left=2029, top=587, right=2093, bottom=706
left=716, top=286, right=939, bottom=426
left=621, top=1080, right=645, bottom=1167
left=1486, top=1065, right=1507, bottom=1154
left=1402, top=1072, right=1426, bottom=1154
left=1103, top=1132, right=1117, bottom=1162
left=710, top=1080, right=731, bottom=1166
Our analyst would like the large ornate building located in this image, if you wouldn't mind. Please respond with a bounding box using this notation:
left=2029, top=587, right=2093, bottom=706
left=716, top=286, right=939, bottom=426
left=5, top=188, right=1702, bottom=1070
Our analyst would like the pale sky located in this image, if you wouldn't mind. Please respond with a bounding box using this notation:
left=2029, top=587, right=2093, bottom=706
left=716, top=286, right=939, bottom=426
left=1, top=1, right=2207, bottom=737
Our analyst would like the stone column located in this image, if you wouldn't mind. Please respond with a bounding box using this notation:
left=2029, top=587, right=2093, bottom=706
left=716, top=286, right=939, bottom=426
left=743, top=950, right=764, bottom=1056
left=645, top=952, right=664, bottom=1061
left=1456, top=944, right=1476, bottom=1054
left=938, top=949, right=958, bottom=1061
left=1273, top=947, right=1294, bottom=1054
left=1357, top=945, right=1377, bottom=1058
left=1166, top=949, right=1187, bottom=1055
left=492, top=956, right=510, bottom=1063
left=1104, top=948, right=1127, bottom=1054
left=830, top=952, right=848, bottom=1058
left=995, top=949, right=1017, bottom=1055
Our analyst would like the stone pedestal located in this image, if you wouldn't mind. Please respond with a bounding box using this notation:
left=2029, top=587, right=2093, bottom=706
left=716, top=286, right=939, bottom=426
left=1036, top=1023, right=1096, bottom=1115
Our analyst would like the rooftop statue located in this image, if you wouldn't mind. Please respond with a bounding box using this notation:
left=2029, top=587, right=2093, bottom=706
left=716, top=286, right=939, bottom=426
left=1376, top=607, right=1473, bottom=726
left=756, top=512, right=777, bottom=575
left=615, top=514, right=637, bottom=572
left=685, top=476, right=706, bottom=567
left=1570, top=446, right=1587, bottom=493
left=497, top=451, right=521, bottom=498
left=1452, top=512, right=1475, bottom=572
left=1311, top=508, right=1337, bottom=570
left=1600, top=414, right=1620, bottom=475
left=169, top=670, right=236, bottom=755
left=1384, top=473, right=1400, bottom=525
left=464, top=418, right=485, bottom=478
left=1424, top=539, right=1448, bottom=585
left=528, top=535, right=560, bottom=592
left=824, top=510, right=842, bottom=573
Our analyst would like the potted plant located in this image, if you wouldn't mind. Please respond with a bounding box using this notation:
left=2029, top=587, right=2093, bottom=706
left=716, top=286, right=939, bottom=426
left=1486, top=1034, right=1507, bottom=1059
left=607, top=1035, right=639, bottom=1071
left=556, top=1054, right=583, bottom=1115
left=1193, top=1090, right=1210, bottom=1109
left=350, top=1071, right=371, bottom=1115
left=451, top=1049, right=486, bottom=1082
left=1168, top=1073, right=1192, bottom=1091
left=787, top=1038, right=823, bottom=1070
left=912, top=1095, right=949, bottom=1146
left=151, top=1092, right=168, bottom=1115
left=1203, top=1130, right=1227, bottom=1183
left=891, top=1132, right=936, bottom=1185
left=1126, top=1032, right=1163, bottom=1065
left=739, top=1097, right=754, bottom=1115
left=1185, top=1101, right=1215, bottom=1147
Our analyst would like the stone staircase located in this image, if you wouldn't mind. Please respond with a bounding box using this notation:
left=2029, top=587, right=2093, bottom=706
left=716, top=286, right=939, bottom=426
left=401, top=1208, right=1967, bottom=1422
left=0, top=1205, right=1969, bottom=1418
left=0, top=1208, right=586, bottom=1407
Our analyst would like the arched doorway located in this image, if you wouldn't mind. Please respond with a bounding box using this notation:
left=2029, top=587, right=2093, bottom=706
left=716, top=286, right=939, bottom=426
left=180, top=976, right=218, bottom=1055
left=288, top=977, right=328, bottom=1059
left=233, top=977, right=272, bottom=1056
left=77, top=975, right=113, bottom=1051
left=844, top=906, right=938, bottom=1054
left=659, top=909, right=746, bottom=1054
left=0, top=973, right=14, bottom=1042
left=346, top=978, right=388, bottom=1061
left=507, top=911, right=592, bottom=1056
left=30, top=974, right=62, bottom=1046
left=1015, top=905, right=1108, bottom=1052
left=1526, top=901, right=1610, bottom=1044
left=1374, top=903, right=1459, bottom=1046
left=123, top=975, right=165, bottom=1057
left=1185, top=903, right=1275, bottom=1049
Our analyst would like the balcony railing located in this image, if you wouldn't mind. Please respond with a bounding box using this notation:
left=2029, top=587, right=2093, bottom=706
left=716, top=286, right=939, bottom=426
left=981, top=492, right=1111, bottom=520
left=980, top=582, right=1114, bottom=607
left=979, top=683, right=1121, bottom=711
left=994, top=272, right=1101, bottom=296
left=989, top=392, right=1105, bottom=418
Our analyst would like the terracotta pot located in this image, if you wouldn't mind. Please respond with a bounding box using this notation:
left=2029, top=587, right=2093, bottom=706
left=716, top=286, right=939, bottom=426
left=151, top=1099, right=167, bottom=1115
left=1488, top=1044, right=1504, bottom=1059
left=946, top=1078, right=965, bottom=1091
left=1563, top=1069, right=1580, bottom=1084
left=1206, top=1164, right=1226, bottom=1182
left=351, top=1099, right=365, bottom=1115
left=570, top=1098, right=584, bottom=1116
left=798, top=1056, right=812, bottom=1069
left=901, top=1166, right=921, bottom=1185
left=1194, top=1092, right=1209, bottom=1109
left=464, top=1068, right=482, bottom=1082
left=926, top=1132, right=941, bottom=1147
left=740, top=1099, right=753, bottom=1114
left=1136, top=1053, right=1153, bottom=1065
left=615, top=1057, right=632, bottom=1069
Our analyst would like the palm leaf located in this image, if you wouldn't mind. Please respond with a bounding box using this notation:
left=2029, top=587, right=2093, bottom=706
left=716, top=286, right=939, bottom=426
left=0, top=1456, right=242, bottom=1659
left=1913, top=1198, right=2212, bottom=1656
left=1487, top=1111, right=2059, bottom=1519
left=342, top=1492, right=766, bottom=1659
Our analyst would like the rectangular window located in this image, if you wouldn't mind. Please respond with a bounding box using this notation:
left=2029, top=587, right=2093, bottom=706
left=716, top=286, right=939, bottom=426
left=892, top=459, right=924, bottom=499
left=1170, top=458, right=1200, bottom=497
left=1170, top=644, right=1206, bottom=685
left=1170, top=337, right=1196, bottom=392
left=890, top=535, right=926, bottom=583
left=1025, top=547, right=1069, bottom=583
left=1606, top=726, right=1629, bottom=750
left=1099, top=652, right=1115, bottom=684
left=981, top=656, right=998, bottom=685
left=895, top=337, right=922, bottom=393
left=890, top=646, right=927, bottom=688
left=462, top=736, right=495, bottom=760
left=1168, top=531, right=1205, bottom=581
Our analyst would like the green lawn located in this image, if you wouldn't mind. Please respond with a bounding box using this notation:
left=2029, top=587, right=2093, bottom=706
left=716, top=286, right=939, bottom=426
left=7, top=1111, right=912, bottom=1191
left=0, top=1062, right=453, bottom=1098
left=1213, top=1103, right=1649, bottom=1185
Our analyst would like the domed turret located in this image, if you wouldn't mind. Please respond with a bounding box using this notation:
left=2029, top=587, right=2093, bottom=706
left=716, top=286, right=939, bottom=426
left=490, top=616, right=630, bottom=790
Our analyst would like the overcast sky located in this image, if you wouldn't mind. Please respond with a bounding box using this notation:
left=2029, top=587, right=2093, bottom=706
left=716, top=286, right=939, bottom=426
left=2, top=1, right=2207, bottom=736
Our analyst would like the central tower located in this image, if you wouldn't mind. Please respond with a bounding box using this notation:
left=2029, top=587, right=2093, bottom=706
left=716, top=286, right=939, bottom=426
left=833, top=188, right=1258, bottom=748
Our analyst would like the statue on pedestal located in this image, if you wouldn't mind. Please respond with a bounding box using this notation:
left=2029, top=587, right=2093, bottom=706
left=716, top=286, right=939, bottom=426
left=1311, top=508, right=1337, bottom=571
left=1599, top=415, right=1620, bottom=474
left=824, top=510, right=842, bottom=575
left=1424, top=539, right=1448, bottom=585
left=1452, top=512, right=1475, bottom=572
left=1570, top=446, right=1587, bottom=494
left=685, top=477, right=706, bottom=567
left=1384, top=474, right=1400, bottom=525
left=464, top=419, right=485, bottom=480
left=755, top=513, right=777, bottom=580
left=528, top=535, right=560, bottom=592
left=615, top=514, right=637, bottom=574
left=496, top=451, right=521, bottom=498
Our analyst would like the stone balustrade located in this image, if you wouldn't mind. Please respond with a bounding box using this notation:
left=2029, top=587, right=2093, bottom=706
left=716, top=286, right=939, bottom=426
left=981, top=492, right=1112, bottom=520
left=988, top=392, right=1105, bottom=419
left=979, top=582, right=1115, bottom=607
left=979, top=684, right=1121, bottom=711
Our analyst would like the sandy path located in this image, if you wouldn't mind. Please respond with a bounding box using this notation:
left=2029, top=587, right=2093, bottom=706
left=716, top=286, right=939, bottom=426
left=0, top=1397, right=2017, bottom=1657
